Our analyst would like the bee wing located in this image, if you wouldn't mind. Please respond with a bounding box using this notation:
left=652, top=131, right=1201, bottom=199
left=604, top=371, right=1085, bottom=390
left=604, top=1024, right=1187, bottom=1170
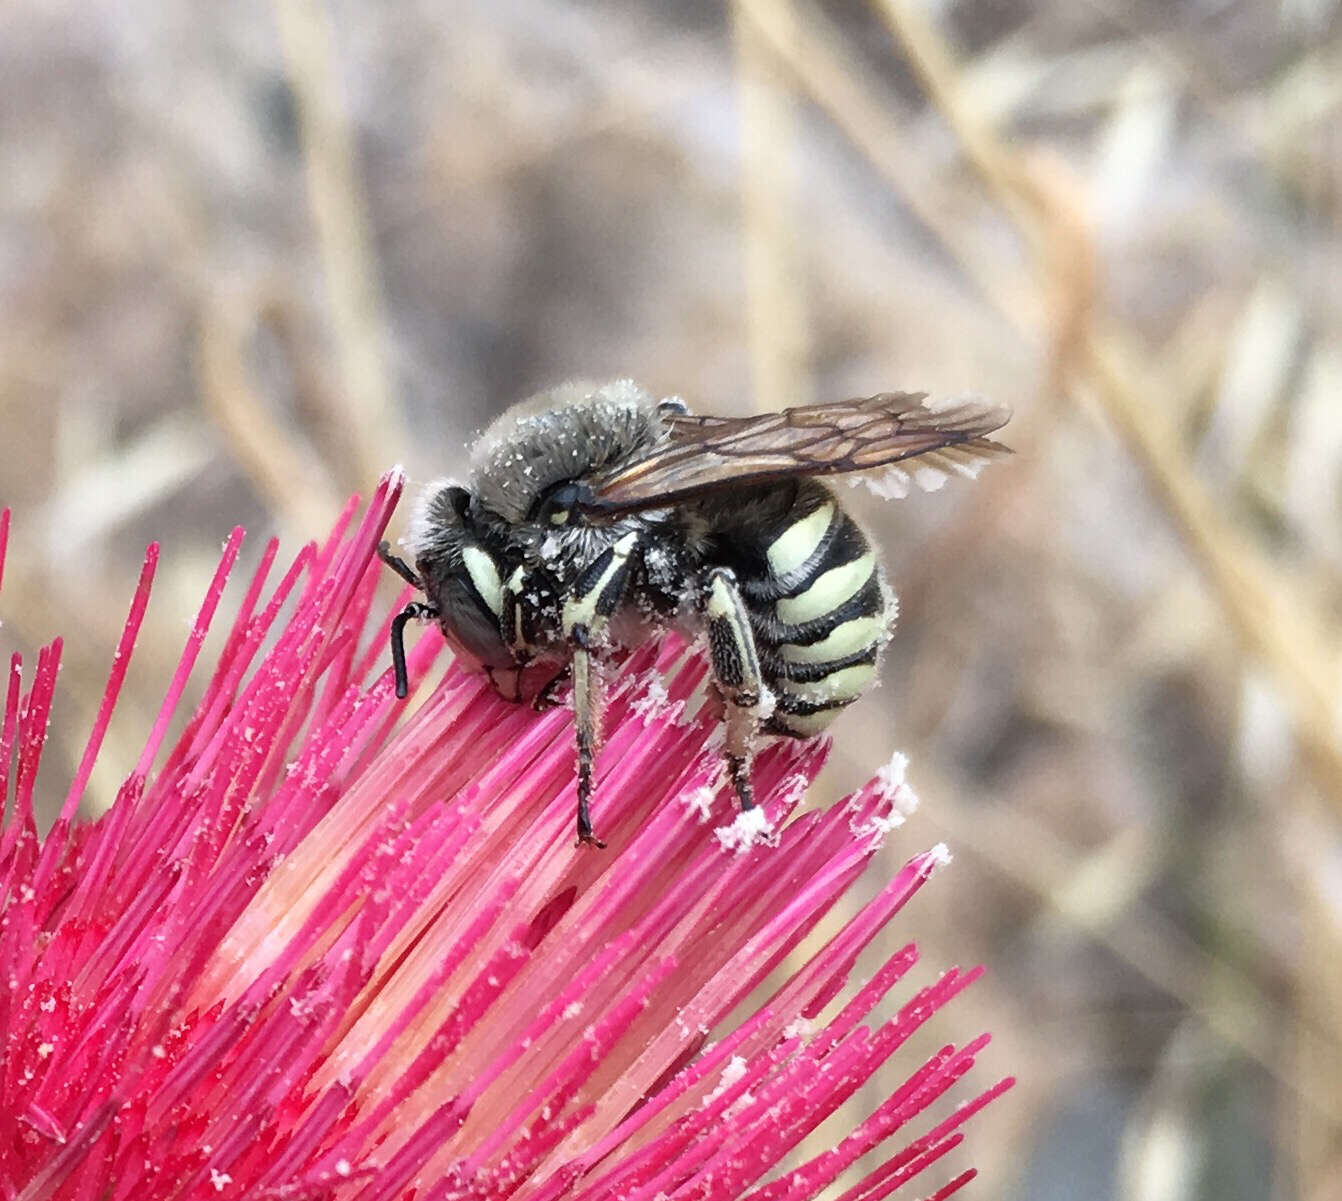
left=580, top=391, right=1011, bottom=513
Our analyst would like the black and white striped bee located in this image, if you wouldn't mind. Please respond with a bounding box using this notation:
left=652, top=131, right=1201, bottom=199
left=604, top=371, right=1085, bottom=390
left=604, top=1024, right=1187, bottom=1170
left=381, top=380, right=1009, bottom=847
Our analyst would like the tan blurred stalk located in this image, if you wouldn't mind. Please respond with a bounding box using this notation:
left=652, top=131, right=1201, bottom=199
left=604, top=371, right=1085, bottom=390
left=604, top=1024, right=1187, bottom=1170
left=272, top=0, right=409, bottom=483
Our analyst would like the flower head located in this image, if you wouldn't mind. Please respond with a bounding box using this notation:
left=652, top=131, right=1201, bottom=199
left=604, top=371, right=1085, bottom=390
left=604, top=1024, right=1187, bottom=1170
left=0, top=477, right=1011, bottom=1199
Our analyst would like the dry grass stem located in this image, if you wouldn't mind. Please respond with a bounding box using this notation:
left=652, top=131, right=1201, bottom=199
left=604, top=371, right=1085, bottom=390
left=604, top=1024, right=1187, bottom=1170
left=272, top=0, right=409, bottom=482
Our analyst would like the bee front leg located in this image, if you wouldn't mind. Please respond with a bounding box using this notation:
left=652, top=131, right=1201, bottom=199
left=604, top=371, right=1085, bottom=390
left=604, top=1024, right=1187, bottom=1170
left=485, top=665, right=528, bottom=704
left=703, top=567, right=770, bottom=813
left=561, top=530, right=642, bottom=848
left=531, top=662, right=572, bottom=711
left=569, top=626, right=605, bottom=849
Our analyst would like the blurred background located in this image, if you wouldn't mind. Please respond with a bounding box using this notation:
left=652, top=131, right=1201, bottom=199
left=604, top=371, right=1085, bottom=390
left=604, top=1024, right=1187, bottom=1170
left=2, top=0, right=1341, bottom=1197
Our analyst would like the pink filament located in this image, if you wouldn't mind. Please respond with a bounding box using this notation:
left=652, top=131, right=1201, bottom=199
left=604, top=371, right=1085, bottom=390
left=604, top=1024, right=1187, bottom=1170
left=0, top=479, right=1009, bottom=1200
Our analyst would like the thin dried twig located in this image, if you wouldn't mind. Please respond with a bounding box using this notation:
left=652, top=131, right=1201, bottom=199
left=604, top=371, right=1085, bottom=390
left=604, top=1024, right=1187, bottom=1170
left=272, top=0, right=408, bottom=483
left=1292, top=829, right=1342, bottom=1191
left=734, top=0, right=811, bottom=413
left=1078, top=334, right=1342, bottom=809
left=739, top=0, right=1342, bottom=1150
left=865, top=0, right=1342, bottom=1173
left=198, top=296, right=346, bottom=537
left=912, top=761, right=1342, bottom=1125
left=738, top=0, right=1041, bottom=334
left=775, top=0, right=1342, bottom=823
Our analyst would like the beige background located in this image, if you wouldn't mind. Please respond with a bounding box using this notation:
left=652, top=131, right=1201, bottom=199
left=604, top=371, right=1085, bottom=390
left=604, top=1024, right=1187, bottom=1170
left=2, top=1, right=1341, bottom=1197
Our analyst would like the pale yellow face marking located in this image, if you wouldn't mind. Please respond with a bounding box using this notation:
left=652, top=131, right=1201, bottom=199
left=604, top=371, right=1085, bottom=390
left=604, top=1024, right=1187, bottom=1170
left=779, top=616, right=885, bottom=665
left=779, top=662, right=876, bottom=704
left=766, top=503, right=834, bottom=577
left=462, top=546, right=504, bottom=616
left=775, top=553, right=875, bottom=626
left=504, top=565, right=527, bottom=648
left=549, top=510, right=569, bottom=525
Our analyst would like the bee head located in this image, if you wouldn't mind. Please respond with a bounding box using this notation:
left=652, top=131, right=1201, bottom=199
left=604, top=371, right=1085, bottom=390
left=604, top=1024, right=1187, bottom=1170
left=406, top=481, right=515, bottom=670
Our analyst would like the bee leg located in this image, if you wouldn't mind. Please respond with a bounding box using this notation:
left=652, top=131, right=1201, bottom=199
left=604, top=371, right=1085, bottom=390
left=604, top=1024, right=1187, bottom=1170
left=485, top=666, right=527, bottom=703
left=561, top=531, right=643, bottom=848
left=389, top=601, right=438, bottom=699
left=531, top=663, right=572, bottom=711
left=703, top=567, right=769, bottom=813
left=570, top=627, right=606, bottom=849
left=378, top=541, right=423, bottom=590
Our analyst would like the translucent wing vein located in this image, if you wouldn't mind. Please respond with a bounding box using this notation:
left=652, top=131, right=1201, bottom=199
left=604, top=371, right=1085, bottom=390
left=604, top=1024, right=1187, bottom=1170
left=580, top=392, right=1011, bottom=513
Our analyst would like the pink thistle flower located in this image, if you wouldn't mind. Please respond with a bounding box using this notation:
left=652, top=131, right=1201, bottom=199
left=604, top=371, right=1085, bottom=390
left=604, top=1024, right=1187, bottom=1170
left=0, top=476, right=1012, bottom=1200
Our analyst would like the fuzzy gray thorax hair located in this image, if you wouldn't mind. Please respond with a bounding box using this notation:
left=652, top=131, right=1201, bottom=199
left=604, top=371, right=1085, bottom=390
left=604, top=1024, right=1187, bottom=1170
left=467, top=379, right=669, bottom=523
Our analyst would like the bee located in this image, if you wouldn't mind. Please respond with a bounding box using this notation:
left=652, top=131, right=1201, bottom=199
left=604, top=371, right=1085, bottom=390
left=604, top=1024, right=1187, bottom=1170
left=380, top=379, right=1009, bottom=847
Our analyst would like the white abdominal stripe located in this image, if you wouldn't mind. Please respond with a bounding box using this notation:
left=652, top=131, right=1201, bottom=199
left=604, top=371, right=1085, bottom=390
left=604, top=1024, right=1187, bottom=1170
left=779, top=661, right=877, bottom=703
left=765, top=501, right=834, bottom=577
left=774, top=553, right=875, bottom=626
left=778, top=615, right=886, bottom=665
left=754, top=502, right=889, bottom=738
left=763, top=556, right=884, bottom=648
left=767, top=645, right=879, bottom=736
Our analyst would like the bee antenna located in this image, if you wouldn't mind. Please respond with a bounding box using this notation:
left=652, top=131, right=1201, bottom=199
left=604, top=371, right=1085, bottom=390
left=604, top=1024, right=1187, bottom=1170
left=389, top=601, right=437, bottom=699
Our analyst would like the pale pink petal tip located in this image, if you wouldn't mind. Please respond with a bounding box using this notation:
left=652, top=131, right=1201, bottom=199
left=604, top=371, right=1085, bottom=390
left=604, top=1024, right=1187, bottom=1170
left=0, top=492, right=1010, bottom=1200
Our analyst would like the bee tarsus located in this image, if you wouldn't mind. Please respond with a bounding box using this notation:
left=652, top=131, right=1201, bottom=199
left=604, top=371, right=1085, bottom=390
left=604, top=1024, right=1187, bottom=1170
left=531, top=663, right=572, bottom=712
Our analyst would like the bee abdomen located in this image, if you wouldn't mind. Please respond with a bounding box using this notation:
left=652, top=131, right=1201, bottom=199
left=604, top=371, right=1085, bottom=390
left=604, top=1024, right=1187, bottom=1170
left=745, top=492, right=894, bottom=738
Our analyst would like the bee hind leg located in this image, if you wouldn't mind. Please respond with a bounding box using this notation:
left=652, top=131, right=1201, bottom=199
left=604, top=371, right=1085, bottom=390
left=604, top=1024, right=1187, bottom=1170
left=702, top=567, right=771, bottom=813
